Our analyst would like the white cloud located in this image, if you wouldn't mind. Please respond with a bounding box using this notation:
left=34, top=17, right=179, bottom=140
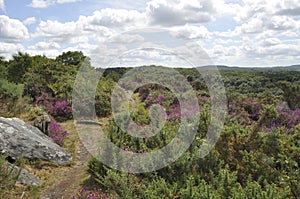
left=235, top=0, right=300, bottom=21
left=109, top=34, right=145, bottom=44
left=215, top=0, right=242, bottom=16
left=0, top=43, right=24, bottom=59
left=266, top=16, right=297, bottom=30
left=78, top=9, right=146, bottom=29
left=34, top=20, right=78, bottom=41
left=0, top=42, right=23, bottom=53
left=0, top=15, right=29, bottom=42
left=231, top=12, right=298, bottom=37
left=29, top=0, right=81, bottom=8
left=261, top=38, right=281, bottom=46
left=1, top=0, right=299, bottom=67
left=171, top=25, right=211, bottom=39
left=146, top=0, right=217, bottom=26
left=34, top=19, right=113, bottom=45
left=0, top=0, right=5, bottom=11
left=29, top=41, right=60, bottom=50
left=90, top=43, right=128, bottom=67
left=274, top=0, right=300, bottom=15
left=23, top=17, right=37, bottom=25
left=26, top=41, right=62, bottom=58
left=33, top=8, right=147, bottom=44
left=29, top=0, right=53, bottom=8
left=240, top=18, right=264, bottom=34
left=257, top=43, right=300, bottom=56
left=57, top=0, right=81, bottom=3
left=208, top=44, right=240, bottom=65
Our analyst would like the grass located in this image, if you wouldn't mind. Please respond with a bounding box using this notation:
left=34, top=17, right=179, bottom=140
left=0, top=116, right=112, bottom=199
left=0, top=119, right=80, bottom=199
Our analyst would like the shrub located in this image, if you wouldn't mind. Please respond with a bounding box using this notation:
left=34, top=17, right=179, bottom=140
left=263, top=107, right=300, bottom=133
left=0, top=79, right=23, bottom=100
left=48, top=120, right=68, bottom=146
left=72, top=189, right=110, bottom=199
left=228, top=97, right=262, bottom=124
left=36, top=93, right=72, bottom=121
left=0, top=155, right=25, bottom=198
left=48, top=99, right=72, bottom=119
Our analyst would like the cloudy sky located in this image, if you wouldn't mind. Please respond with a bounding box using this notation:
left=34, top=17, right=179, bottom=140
left=0, top=0, right=300, bottom=67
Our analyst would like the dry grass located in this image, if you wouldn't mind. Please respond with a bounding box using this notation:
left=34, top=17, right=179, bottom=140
left=0, top=117, right=111, bottom=199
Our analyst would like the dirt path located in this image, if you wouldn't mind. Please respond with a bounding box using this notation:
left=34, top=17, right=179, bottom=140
left=40, top=135, right=91, bottom=199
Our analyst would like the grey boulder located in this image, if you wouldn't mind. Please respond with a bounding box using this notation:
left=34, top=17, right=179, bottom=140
left=3, top=162, right=41, bottom=186
left=0, top=117, right=72, bottom=165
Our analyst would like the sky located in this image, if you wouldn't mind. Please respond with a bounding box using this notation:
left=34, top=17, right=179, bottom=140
left=0, top=0, right=300, bottom=67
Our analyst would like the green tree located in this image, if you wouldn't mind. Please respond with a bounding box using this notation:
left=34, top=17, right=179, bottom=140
left=23, top=59, right=77, bottom=99
left=0, top=56, right=8, bottom=80
left=55, top=51, right=89, bottom=68
left=277, top=81, right=300, bottom=110
left=7, top=52, right=32, bottom=84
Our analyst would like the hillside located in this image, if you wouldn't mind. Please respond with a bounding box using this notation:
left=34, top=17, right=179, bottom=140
left=0, top=52, right=299, bottom=198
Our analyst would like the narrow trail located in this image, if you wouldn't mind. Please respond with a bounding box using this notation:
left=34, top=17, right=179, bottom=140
left=40, top=139, right=91, bottom=199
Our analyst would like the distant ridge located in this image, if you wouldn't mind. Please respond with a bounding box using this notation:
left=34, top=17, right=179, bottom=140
left=197, top=64, right=300, bottom=72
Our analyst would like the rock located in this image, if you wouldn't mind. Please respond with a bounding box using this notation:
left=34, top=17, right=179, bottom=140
left=3, top=162, right=41, bottom=186
left=0, top=117, right=72, bottom=165
left=34, top=112, right=52, bottom=135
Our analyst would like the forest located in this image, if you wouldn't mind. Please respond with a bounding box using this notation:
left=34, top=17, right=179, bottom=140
left=0, top=51, right=299, bottom=198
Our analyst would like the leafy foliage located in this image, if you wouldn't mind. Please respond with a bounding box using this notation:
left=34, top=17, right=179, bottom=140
left=0, top=79, right=23, bottom=100
left=0, top=52, right=299, bottom=198
left=35, top=93, right=72, bottom=121
left=72, top=189, right=110, bottom=199
left=87, top=67, right=300, bottom=199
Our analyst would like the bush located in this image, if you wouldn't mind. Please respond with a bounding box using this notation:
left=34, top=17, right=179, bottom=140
left=0, top=155, right=24, bottom=196
left=48, top=120, right=68, bottom=146
left=72, top=189, right=110, bottom=199
left=0, top=79, right=23, bottom=100
left=36, top=93, right=72, bottom=121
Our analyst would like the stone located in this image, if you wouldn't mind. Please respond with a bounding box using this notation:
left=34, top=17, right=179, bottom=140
left=0, top=117, right=72, bottom=165
left=3, top=162, right=41, bottom=186
left=34, top=112, right=52, bottom=135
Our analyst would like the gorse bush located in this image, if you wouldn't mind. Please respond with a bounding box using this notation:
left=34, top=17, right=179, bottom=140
left=87, top=68, right=300, bottom=199
left=0, top=52, right=299, bottom=198
left=72, top=189, right=110, bottom=199
left=0, top=79, right=23, bottom=101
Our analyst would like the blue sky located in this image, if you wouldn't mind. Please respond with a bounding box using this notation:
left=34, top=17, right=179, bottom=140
left=0, top=0, right=300, bottom=67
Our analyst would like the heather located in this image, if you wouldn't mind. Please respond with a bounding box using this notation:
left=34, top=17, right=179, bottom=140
left=0, top=52, right=299, bottom=198
left=48, top=120, right=68, bottom=146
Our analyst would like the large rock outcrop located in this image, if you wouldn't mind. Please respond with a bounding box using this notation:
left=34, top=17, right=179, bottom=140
left=0, top=117, right=72, bottom=165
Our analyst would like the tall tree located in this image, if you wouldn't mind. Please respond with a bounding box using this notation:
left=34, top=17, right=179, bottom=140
left=7, top=52, right=32, bottom=84
left=23, top=59, right=77, bottom=99
left=0, top=56, right=8, bottom=80
left=55, top=51, right=90, bottom=68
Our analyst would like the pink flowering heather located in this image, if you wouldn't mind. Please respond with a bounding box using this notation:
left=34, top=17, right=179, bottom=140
left=35, top=93, right=72, bottom=119
left=228, top=98, right=262, bottom=124
left=48, top=120, right=68, bottom=146
left=48, top=99, right=72, bottom=118
left=263, top=107, right=300, bottom=133
left=167, top=103, right=201, bottom=120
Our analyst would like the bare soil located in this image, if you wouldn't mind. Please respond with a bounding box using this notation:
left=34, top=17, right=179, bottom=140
left=40, top=123, right=91, bottom=199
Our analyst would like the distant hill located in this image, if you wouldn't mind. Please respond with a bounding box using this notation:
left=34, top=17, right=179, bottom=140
left=197, top=65, right=300, bottom=72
